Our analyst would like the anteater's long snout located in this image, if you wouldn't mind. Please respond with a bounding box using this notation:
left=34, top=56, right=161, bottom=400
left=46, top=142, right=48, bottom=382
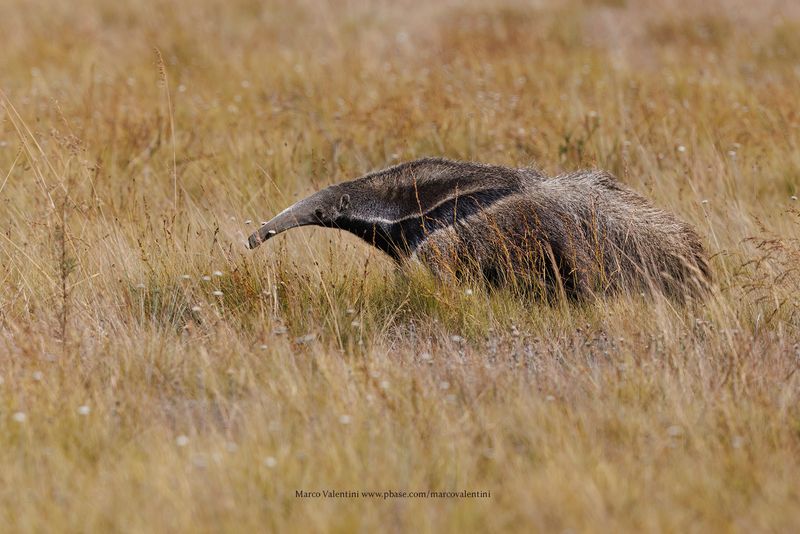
left=246, top=207, right=298, bottom=250
left=246, top=192, right=327, bottom=250
left=247, top=227, right=277, bottom=249
left=248, top=232, right=260, bottom=249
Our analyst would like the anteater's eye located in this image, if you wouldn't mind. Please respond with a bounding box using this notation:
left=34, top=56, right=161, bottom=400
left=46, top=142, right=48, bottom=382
left=314, top=208, right=324, bottom=219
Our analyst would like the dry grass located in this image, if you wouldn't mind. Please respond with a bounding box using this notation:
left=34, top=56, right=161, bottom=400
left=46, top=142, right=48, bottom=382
left=1, top=0, right=799, bottom=531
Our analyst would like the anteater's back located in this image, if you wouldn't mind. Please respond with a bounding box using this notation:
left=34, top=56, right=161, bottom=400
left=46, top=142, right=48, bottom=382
left=415, top=169, right=711, bottom=300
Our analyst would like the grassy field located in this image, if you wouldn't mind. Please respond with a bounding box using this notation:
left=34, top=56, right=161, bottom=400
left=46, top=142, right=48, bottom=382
left=2, top=0, right=800, bottom=531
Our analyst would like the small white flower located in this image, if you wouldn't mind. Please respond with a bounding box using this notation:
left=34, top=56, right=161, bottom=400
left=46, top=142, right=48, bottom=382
left=667, top=425, right=684, bottom=437
left=213, top=271, right=223, bottom=277
left=439, top=381, right=450, bottom=390
left=464, top=288, right=473, bottom=296
left=728, top=150, right=737, bottom=157
left=77, top=405, right=90, bottom=416
left=212, top=290, right=223, bottom=297
left=380, top=380, right=390, bottom=389
left=545, top=395, right=556, bottom=402
left=136, top=283, right=146, bottom=290
left=12, top=412, right=26, bottom=423
left=176, top=435, right=190, bottom=447
left=295, top=334, right=316, bottom=344
left=791, top=196, right=798, bottom=201
left=32, top=371, right=43, bottom=381
left=201, top=275, right=211, bottom=282
left=701, top=199, right=709, bottom=204
left=244, top=219, right=253, bottom=225
left=339, top=414, right=352, bottom=425
left=351, top=320, right=361, bottom=328
left=264, top=456, right=277, bottom=468
left=419, top=352, right=433, bottom=361
left=260, top=344, right=268, bottom=350
left=677, top=145, right=686, bottom=153
left=191, top=305, right=202, bottom=312
left=180, top=274, right=191, bottom=280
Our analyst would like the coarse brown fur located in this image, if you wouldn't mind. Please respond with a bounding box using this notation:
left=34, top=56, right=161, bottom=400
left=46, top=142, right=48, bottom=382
left=413, top=168, right=712, bottom=300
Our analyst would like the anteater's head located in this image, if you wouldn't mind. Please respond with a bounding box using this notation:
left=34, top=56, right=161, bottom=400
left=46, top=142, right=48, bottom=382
left=247, top=184, right=354, bottom=249
left=247, top=158, right=531, bottom=255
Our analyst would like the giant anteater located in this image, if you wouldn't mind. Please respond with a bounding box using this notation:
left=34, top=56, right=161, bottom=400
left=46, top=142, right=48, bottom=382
left=248, top=158, right=711, bottom=300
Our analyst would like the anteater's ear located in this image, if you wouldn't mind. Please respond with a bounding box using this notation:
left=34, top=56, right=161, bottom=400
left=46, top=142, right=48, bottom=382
left=338, top=193, right=351, bottom=211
